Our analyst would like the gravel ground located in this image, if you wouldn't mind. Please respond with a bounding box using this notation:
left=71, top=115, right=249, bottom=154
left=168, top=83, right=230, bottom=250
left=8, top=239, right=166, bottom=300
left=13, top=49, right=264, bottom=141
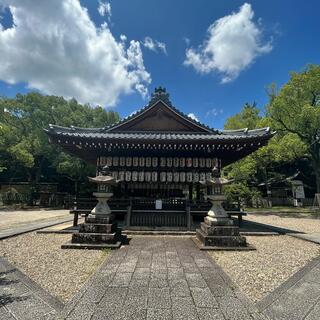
left=246, top=213, right=320, bottom=233
left=210, top=235, right=320, bottom=302
left=0, top=232, right=109, bottom=302
left=0, top=209, right=70, bottom=231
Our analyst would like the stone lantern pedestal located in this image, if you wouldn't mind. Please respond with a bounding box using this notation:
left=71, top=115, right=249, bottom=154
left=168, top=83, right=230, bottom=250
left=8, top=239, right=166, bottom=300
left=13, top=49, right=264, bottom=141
left=194, top=167, right=253, bottom=250
left=62, top=166, right=127, bottom=250
left=196, top=194, right=248, bottom=249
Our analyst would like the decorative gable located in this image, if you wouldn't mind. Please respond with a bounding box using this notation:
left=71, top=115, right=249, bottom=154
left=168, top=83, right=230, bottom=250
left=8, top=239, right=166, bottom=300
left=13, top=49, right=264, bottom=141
left=108, top=87, right=213, bottom=133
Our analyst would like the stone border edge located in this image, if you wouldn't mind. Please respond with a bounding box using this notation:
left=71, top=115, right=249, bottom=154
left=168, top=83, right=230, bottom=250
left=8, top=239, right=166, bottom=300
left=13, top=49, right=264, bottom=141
left=0, top=256, right=64, bottom=312
left=255, top=255, right=320, bottom=312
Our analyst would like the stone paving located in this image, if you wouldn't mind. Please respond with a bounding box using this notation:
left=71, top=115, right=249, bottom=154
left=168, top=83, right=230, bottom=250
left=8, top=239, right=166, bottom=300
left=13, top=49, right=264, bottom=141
left=0, top=256, right=63, bottom=320
left=60, top=237, right=263, bottom=320
left=2, top=235, right=320, bottom=319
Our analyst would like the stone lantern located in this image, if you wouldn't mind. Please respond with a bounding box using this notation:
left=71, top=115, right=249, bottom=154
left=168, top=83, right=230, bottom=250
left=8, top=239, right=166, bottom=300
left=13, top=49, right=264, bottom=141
left=62, top=165, right=127, bottom=249
left=195, top=166, right=248, bottom=249
left=88, top=165, right=118, bottom=221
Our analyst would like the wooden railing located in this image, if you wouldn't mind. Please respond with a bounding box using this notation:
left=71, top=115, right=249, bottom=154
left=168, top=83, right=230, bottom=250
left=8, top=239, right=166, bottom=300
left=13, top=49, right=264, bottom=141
left=130, top=211, right=187, bottom=227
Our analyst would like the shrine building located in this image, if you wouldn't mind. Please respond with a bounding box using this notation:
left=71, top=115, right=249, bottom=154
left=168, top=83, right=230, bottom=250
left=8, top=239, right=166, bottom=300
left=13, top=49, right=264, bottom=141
left=45, top=87, right=274, bottom=230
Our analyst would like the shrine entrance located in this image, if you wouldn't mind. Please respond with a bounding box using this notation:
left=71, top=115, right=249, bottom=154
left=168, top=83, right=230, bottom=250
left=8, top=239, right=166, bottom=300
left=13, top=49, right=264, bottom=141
left=129, top=198, right=188, bottom=229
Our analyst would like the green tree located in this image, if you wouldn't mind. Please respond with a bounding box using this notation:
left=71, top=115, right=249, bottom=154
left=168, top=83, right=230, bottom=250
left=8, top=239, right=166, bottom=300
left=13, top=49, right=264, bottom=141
left=224, top=102, right=261, bottom=130
left=267, top=65, right=320, bottom=192
left=0, top=92, right=119, bottom=190
left=223, top=102, right=307, bottom=198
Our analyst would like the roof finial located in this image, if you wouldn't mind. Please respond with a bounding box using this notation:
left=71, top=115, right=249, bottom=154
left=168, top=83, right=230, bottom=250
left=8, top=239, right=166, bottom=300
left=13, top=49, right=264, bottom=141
left=149, top=86, right=172, bottom=106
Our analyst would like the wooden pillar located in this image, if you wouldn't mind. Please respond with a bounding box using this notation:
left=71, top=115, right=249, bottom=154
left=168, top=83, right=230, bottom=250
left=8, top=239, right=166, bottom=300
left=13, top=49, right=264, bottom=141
left=196, top=183, right=200, bottom=200
left=186, top=201, right=191, bottom=230
left=189, top=184, right=193, bottom=200
left=126, top=199, right=132, bottom=228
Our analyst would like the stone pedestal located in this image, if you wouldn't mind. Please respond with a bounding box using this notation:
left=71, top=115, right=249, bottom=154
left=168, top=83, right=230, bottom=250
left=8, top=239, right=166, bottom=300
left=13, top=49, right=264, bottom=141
left=62, top=192, right=128, bottom=250
left=195, top=194, right=249, bottom=250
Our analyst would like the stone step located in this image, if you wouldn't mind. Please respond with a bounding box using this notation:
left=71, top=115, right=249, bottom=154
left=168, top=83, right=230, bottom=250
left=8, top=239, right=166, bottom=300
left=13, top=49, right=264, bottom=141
left=72, top=232, right=119, bottom=244
left=62, top=241, right=121, bottom=250
left=196, top=229, right=247, bottom=247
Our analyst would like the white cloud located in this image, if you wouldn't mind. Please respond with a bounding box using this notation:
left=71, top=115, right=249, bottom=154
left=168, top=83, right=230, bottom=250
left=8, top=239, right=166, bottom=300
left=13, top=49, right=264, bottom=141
left=98, top=1, right=111, bottom=20
left=206, top=108, right=223, bottom=117
left=188, top=113, right=199, bottom=122
left=184, top=3, right=272, bottom=83
left=0, top=0, right=151, bottom=106
left=143, top=37, right=167, bottom=55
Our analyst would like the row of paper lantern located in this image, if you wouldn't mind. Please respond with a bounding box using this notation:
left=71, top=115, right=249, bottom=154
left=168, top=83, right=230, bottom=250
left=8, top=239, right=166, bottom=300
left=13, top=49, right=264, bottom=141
left=98, top=156, right=219, bottom=168
left=110, top=171, right=212, bottom=183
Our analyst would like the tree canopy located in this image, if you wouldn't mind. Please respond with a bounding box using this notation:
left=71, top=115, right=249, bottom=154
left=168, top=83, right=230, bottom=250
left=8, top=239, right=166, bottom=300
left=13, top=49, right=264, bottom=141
left=267, top=65, right=320, bottom=192
left=0, top=93, right=119, bottom=192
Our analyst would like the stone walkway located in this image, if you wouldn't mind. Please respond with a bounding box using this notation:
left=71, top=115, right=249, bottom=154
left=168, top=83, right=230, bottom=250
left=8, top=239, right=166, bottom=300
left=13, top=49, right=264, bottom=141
left=0, top=257, right=63, bottom=320
left=60, top=237, right=263, bottom=320
left=289, top=232, right=320, bottom=245
left=2, top=236, right=320, bottom=319
left=257, top=256, right=320, bottom=320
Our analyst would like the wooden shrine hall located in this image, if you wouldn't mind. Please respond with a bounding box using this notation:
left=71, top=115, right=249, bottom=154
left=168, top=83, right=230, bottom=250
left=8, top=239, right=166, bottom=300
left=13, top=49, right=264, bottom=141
left=45, top=87, right=274, bottom=230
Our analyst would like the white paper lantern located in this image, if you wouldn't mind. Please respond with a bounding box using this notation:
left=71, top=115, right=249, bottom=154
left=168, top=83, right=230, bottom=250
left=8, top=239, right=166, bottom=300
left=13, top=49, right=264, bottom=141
left=120, top=157, right=126, bottom=167
left=193, top=172, right=199, bottom=182
left=119, top=171, right=125, bottom=181
left=160, top=172, right=166, bottom=182
left=152, top=157, right=158, bottom=167
left=199, top=158, right=205, bottom=168
left=167, top=157, right=173, bottom=167
left=146, top=157, right=152, bottom=167
left=173, top=157, right=179, bottom=167
left=186, top=172, right=193, bottom=182
left=193, top=158, right=199, bottom=167
left=145, top=172, right=151, bottom=182
left=113, top=157, right=119, bottom=166
left=186, top=158, right=192, bottom=167
left=138, top=171, right=144, bottom=182
left=126, top=157, right=132, bottom=167
left=179, top=158, right=185, bottom=167
left=167, top=172, right=173, bottom=182
left=107, top=156, right=112, bottom=166
left=180, top=172, right=186, bottom=182
left=160, top=157, right=166, bottom=167
left=132, top=157, right=139, bottom=167
left=206, top=158, right=211, bottom=168
left=125, top=171, right=132, bottom=181
left=112, top=171, right=118, bottom=180
left=139, top=157, right=145, bottom=167
left=152, top=172, right=158, bottom=182
left=132, top=171, right=138, bottom=182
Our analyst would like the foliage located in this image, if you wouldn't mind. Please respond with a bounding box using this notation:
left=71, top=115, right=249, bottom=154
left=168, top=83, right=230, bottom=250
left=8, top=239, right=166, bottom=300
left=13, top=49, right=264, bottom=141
left=267, top=64, right=320, bottom=192
left=0, top=93, right=119, bottom=190
left=223, top=101, right=308, bottom=199
left=224, top=183, right=261, bottom=206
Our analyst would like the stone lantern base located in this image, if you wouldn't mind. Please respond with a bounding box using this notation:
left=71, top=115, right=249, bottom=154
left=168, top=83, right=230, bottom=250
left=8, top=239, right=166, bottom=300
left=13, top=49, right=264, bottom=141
left=195, top=195, right=254, bottom=250
left=62, top=192, right=128, bottom=250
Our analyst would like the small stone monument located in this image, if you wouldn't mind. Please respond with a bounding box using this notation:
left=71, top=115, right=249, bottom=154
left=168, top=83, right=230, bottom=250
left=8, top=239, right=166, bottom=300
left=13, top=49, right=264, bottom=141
left=195, top=166, right=251, bottom=250
left=62, top=165, right=127, bottom=249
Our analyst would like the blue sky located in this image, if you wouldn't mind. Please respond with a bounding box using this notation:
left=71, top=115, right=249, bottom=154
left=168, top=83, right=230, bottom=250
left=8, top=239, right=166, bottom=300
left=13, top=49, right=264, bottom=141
left=0, top=0, right=319, bottom=129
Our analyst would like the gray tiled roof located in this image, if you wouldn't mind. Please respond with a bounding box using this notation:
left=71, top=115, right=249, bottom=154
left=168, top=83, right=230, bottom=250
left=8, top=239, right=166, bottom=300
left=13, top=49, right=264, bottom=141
left=46, top=124, right=273, bottom=141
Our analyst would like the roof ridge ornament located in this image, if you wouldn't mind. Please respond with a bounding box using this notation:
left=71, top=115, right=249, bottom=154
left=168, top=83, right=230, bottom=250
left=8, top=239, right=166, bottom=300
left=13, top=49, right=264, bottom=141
left=149, top=86, right=172, bottom=106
